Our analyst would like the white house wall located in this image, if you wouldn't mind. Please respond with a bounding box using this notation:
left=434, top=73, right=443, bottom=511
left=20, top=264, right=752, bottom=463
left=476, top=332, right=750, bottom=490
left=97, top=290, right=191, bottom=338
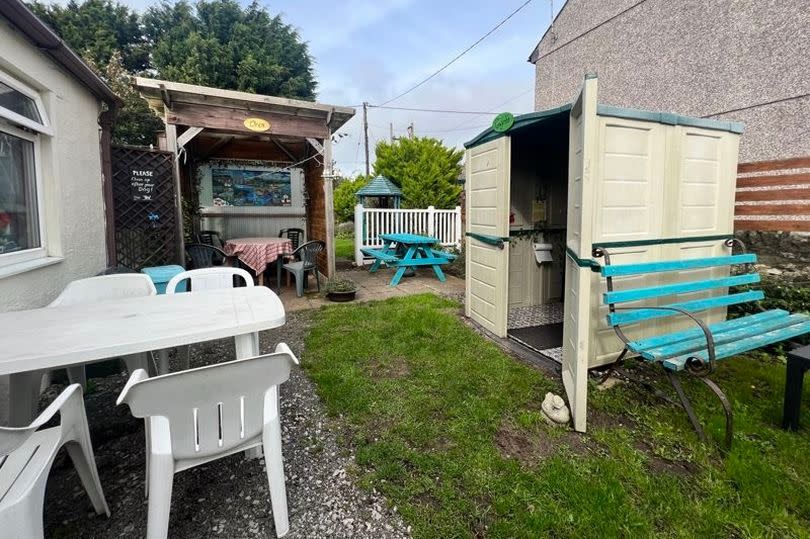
left=0, top=19, right=106, bottom=311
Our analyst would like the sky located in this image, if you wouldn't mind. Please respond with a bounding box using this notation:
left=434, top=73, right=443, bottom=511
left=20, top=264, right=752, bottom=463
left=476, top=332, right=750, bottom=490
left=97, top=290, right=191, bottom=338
left=51, top=0, right=562, bottom=176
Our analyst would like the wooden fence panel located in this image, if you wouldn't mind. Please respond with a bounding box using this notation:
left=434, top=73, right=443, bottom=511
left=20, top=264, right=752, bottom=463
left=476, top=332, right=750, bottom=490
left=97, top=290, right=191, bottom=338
left=735, top=156, right=810, bottom=232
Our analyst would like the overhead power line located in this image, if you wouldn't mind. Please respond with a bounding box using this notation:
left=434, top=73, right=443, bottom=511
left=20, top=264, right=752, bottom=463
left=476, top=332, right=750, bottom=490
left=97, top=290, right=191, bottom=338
left=369, top=104, right=501, bottom=115
left=377, top=0, right=534, bottom=106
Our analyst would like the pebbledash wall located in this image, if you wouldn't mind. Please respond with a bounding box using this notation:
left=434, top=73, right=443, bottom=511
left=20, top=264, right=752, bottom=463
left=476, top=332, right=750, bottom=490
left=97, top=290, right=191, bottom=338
left=529, top=0, right=810, bottom=162
left=0, top=18, right=108, bottom=311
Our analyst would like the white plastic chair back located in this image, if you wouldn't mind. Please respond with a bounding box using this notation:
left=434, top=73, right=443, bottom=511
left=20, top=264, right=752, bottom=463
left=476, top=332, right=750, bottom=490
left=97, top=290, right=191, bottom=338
left=0, top=384, right=109, bottom=537
left=166, top=267, right=253, bottom=294
left=118, top=346, right=295, bottom=460
left=49, top=274, right=156, bottom=307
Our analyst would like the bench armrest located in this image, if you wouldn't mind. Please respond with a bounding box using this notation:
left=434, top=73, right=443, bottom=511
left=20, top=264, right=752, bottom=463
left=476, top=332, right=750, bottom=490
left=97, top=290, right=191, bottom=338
left=613, top=305, right=717, bottom=374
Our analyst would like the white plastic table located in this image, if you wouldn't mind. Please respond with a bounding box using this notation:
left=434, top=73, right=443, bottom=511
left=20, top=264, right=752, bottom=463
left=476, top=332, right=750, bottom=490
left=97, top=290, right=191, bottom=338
left=0, top=287, right=285, bottom=427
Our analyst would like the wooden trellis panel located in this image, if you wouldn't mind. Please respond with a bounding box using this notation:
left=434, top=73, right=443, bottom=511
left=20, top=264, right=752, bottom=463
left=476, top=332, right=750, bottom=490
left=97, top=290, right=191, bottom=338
left=111, top=145, right=180, bottom=270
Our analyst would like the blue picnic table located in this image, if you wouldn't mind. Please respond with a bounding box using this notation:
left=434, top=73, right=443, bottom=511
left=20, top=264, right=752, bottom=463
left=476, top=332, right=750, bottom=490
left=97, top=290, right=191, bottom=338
left=361, top=233, right=456, bottom=286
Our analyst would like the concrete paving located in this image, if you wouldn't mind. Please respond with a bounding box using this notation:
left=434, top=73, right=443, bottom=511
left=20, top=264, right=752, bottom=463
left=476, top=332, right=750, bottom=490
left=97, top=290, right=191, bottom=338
left=277, top=266, right=465, bottom=312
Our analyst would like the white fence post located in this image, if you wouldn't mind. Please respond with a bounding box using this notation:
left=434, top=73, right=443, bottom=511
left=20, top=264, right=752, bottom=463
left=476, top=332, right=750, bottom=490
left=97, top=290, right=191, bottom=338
left=454, top=206, right=462, bottom=248
left=354, top=203, right=364, bottom=266
left=427, top=206, right=435, bottom=238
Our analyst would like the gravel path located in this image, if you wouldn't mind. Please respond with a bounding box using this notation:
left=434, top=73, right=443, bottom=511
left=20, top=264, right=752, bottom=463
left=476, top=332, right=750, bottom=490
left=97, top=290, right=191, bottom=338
left=43, top=311, right=411, bottom=538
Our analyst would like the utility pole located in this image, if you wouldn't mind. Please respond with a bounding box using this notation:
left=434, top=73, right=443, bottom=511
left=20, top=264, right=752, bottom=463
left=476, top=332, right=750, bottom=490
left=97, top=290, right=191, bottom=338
left=362, top=102, right=370, bottom=177
left=389, top=122, right=394, bottom=142
left=407, top=122, right=414, bottom=139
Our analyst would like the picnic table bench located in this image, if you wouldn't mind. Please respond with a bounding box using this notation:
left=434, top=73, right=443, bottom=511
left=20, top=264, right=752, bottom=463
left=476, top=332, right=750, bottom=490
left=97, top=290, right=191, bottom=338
left=594, top=238, right=810, bottom=449
left=362, top=233, right=455, bottom=286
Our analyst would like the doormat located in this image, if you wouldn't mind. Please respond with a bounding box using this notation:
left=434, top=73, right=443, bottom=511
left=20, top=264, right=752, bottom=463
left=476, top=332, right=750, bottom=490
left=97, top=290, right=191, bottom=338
left=508, top=323, right=564, bottom=360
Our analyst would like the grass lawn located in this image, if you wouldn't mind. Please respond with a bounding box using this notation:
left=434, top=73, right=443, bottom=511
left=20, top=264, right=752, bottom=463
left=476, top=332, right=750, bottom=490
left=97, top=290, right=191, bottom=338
left=334, top=236, right=354, bottom=261
left=303, top=294, right=810, bottom=538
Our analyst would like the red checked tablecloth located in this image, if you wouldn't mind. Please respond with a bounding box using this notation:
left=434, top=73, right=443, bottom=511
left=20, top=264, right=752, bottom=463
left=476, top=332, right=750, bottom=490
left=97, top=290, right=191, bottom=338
left=223, top=237, right=293, bottom=275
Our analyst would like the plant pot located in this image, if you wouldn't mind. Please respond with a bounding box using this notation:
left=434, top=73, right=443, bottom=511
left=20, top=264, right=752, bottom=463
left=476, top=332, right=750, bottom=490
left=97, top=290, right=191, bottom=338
left=326, top=289, right=357, bottom=302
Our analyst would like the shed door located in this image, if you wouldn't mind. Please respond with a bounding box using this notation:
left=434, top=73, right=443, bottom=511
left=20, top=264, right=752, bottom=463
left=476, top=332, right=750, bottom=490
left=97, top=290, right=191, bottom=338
left=465, top=136, right=510, bottom=337
left=562, top=76, right=598, bottom=432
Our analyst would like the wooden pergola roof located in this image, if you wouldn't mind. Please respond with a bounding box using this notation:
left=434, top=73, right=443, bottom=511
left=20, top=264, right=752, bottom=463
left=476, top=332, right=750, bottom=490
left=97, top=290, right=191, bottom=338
left=135, top=77, right=355, bottom=140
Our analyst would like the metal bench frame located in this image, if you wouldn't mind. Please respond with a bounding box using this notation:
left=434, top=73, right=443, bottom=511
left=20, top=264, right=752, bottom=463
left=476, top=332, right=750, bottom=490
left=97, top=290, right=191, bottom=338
left=593, top=238, right=757, bottom=450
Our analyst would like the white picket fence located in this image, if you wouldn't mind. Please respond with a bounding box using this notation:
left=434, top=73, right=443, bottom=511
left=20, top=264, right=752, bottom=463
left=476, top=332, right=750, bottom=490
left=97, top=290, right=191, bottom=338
left=354, top=204, right=462, bottom=266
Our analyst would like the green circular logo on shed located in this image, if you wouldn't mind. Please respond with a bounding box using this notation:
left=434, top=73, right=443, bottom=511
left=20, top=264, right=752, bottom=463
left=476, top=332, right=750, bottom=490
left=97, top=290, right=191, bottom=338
left=491, top=112, right=515, bottom=133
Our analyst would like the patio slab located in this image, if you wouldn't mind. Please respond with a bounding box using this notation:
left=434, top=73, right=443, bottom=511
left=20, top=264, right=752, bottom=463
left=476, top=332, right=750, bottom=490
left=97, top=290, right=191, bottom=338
left=278, top=266, right=465, bottom=312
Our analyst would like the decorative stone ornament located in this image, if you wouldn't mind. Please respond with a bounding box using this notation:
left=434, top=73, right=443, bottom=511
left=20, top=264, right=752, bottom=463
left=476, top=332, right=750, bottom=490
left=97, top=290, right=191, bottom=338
left=541, top=392, right=571, bottom=426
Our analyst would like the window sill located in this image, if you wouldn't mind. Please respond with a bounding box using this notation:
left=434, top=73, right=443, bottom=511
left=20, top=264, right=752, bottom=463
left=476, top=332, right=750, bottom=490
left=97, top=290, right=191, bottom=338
left=0, top=256, right=64, bottom=280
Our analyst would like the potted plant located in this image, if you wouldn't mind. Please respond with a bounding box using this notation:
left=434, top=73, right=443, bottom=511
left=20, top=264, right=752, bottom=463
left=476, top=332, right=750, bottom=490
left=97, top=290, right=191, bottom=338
left=325, top=277, right=358, bottom=302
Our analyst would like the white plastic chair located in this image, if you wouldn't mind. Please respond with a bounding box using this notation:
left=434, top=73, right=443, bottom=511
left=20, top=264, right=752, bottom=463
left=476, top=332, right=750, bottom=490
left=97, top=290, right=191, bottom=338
left=0, top=384, right=110, bottom=538
left=156, top=267, right=254, bottom=374
left=117, top=343, right=298, bottom=538
left=48, top=273, right=158, bottom=387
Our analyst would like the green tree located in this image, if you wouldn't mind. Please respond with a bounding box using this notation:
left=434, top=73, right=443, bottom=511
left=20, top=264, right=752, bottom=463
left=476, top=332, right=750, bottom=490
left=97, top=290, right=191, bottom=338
left=28, top=0, right=148, bottom=71
left=373, top=137, right=463, bottom=209
left=333, top=175, right=370, bottom=223
left=142, top=0, right=317, bottom=99
left=88, top=52, right=163, bottom=146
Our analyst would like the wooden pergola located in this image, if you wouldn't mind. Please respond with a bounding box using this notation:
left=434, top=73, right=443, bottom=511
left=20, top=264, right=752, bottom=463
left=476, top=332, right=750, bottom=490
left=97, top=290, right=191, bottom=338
left=135, top=77, right=355, bottom=276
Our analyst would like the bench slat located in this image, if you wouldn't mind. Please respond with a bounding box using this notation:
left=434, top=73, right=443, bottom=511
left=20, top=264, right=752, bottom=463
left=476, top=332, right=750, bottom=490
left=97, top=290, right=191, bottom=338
left=663, top=320, right=810, bottom=371
left=606, top=290, right=765, bottom=326
left=640, top=313, right=810, bottom=360
left=604, top=273, right=760, bottom=304
left=431, top=249, right=458, bottom=261
left=361, top=248, right=398, bottom=262
left=627, top=309, right=790, bottom=351
left=601, top=254, right=757, bottom=277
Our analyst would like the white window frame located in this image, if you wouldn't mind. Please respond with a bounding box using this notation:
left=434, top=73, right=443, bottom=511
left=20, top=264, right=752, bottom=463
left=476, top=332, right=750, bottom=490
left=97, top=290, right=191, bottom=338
left=0, top=70, right=52, bottom=136
left=0, top=120, right=47, bottom=268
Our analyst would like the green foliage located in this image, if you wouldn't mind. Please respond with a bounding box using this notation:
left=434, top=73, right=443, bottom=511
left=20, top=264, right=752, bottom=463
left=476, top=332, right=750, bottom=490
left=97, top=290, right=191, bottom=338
left=85, top=52, right=163, bottom=146
left=142, top=0, right=316, bottom=98
left=303, top=295, right=810, bottom=538
left=373, top=137, right=463, bottom=209
left=333, top=175, right=370, bottom=223
left=325, top=277, right=357, bottom=293
left=29, top=0, right=148, bottom=71
left=28, top=0, right=318, bottom=145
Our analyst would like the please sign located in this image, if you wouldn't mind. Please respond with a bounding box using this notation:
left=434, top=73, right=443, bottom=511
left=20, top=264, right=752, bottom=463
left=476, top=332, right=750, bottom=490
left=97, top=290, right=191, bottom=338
left=130, top=168, right=157, bottom=201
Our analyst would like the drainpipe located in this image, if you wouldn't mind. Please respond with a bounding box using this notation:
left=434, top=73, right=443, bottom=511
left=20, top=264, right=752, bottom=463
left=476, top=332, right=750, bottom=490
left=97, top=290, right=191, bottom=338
left=98, top=104, right=119, bottom=268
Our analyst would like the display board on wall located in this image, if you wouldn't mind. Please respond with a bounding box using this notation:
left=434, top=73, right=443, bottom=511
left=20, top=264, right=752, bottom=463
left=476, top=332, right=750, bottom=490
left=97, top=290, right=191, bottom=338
left=198, top=160, right=305, bottom=211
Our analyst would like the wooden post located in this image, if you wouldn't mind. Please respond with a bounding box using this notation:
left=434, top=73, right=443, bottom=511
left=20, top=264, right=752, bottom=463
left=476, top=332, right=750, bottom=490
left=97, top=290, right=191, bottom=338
left=322, top=130, right=336, bottom=277
left=363, top=102, right=370, bottom=177
left=354, top=203, right=364, bottom=267
left=427, top=205, right=435, bottom=237
left=164, top=123, right=186, bottom=266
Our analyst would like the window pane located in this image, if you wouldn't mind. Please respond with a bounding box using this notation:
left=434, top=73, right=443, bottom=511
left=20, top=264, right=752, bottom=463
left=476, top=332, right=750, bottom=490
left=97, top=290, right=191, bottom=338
left=0, top=81, right=41, bottom=123
left=0, top=131, right=40, bottom=254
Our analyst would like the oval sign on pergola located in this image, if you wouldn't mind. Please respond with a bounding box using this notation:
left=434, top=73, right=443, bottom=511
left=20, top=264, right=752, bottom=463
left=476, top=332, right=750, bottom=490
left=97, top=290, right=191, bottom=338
left=356, top=175, right=402, bottom=208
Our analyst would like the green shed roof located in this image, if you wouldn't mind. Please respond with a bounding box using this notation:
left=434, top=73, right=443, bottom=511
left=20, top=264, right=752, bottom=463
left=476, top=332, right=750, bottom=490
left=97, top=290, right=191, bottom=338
left=356, top=175, right=402, bottom=197
left=464, top=102, right=744, bottom=149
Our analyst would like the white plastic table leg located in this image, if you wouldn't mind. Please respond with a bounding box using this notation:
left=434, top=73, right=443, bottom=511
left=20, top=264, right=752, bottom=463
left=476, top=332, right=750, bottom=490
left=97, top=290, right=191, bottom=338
left=8, top=371, right=42, bottom=427
left=156, top=349, right=170, bottom=375
left=235, top=332, right=263, bottom=460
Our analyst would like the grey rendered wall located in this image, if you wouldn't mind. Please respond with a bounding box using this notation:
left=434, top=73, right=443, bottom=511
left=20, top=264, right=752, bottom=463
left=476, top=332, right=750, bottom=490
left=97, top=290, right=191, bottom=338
left=531, top=0, right=810, bottom=162
left=0, top=19, right=107, bottom=312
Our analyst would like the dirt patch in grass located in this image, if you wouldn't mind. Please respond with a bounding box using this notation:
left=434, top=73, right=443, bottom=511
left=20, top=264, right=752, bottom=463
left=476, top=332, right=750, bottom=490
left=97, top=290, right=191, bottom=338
left=495, top=420, right=602, bottom=465
left=365, top=356, right=412, bottom=380
left=634, top=440, right=699, bottom=477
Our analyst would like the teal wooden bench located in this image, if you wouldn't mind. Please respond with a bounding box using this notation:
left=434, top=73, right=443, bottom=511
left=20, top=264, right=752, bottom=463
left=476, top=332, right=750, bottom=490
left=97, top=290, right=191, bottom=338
left=594, top=239, right=810, bottom=449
